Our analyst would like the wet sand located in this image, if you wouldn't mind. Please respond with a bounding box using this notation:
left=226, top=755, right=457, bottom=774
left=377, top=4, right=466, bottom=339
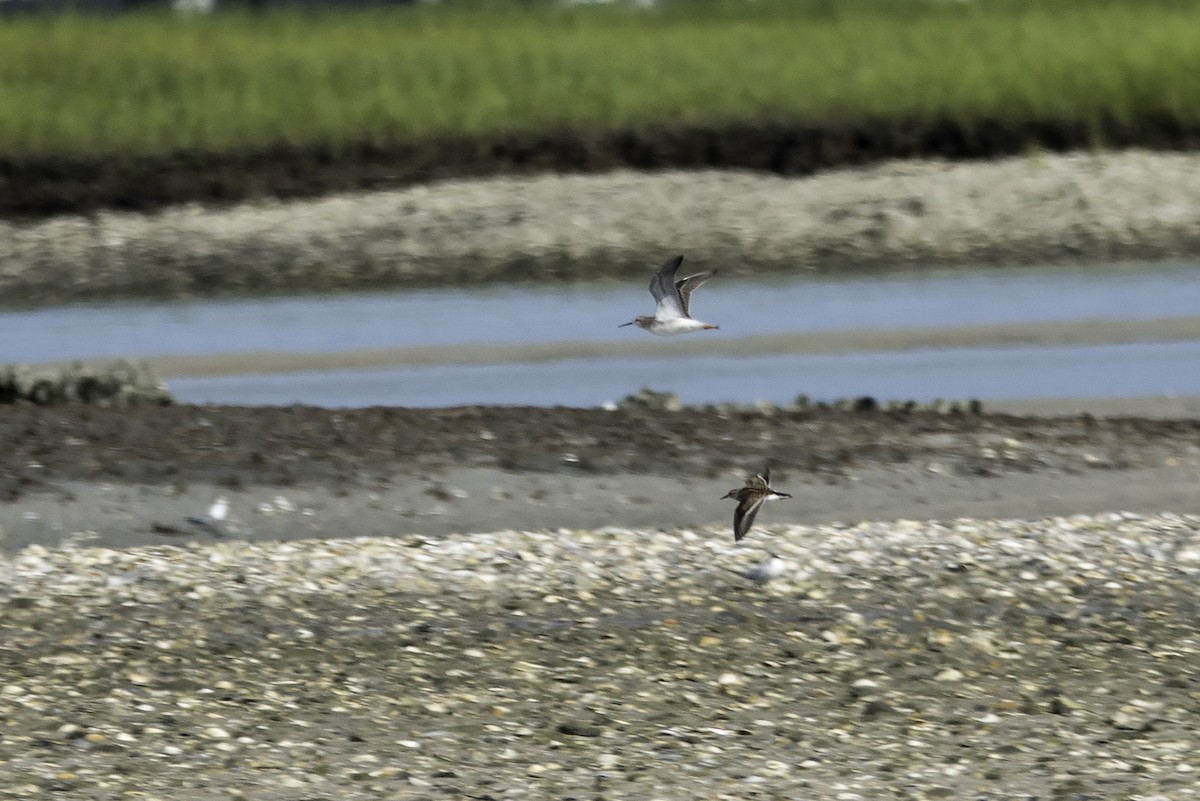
left=3, top=399, right=1199, bottom=553
left=128, top=315, right=1200, bottom=379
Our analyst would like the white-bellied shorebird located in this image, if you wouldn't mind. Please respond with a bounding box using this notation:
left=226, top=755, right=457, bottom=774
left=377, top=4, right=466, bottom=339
left=618, top=255, right=719, bottom=336
left=721, top=467, right=791, bottom=542
left=186, top=496, right=229, bottom=538
left=724, top=553, right=786, bottom=585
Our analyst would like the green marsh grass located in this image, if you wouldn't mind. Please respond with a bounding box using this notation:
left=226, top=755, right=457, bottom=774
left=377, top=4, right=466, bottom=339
left=2, top=0, right=1200, bottom=157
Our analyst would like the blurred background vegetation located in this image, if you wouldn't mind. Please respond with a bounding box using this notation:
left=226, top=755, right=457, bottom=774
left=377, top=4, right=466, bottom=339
left=2, top=0, right=1199, bottom=158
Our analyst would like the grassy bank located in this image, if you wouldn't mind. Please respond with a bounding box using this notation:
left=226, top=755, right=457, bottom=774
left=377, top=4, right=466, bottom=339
left=1, top=0, right=1199, bottom=158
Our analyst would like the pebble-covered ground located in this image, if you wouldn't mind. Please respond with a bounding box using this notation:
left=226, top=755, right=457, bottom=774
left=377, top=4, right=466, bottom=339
left=3, top=513, right=1200, bottom=800
left=4, top=150, right=1200, bottom=305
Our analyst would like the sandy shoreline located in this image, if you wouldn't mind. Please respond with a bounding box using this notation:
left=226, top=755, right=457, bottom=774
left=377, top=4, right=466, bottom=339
left=114, top=314, right=1200, bottom=378
left=5, top=455, right=1200, bottom=555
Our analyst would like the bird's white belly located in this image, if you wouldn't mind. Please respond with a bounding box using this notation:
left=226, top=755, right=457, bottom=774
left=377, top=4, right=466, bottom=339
left=649, top=318, right=709, bottom=336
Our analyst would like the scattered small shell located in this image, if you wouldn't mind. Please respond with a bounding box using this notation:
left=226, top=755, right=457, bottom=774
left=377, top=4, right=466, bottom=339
left=0, top=511, right=1198, bottom=798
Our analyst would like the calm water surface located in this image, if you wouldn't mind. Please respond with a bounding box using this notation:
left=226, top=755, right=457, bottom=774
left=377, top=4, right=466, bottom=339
left=167, top=340, right=1200, bottom=409
left=6, top=261, right=1200, bottom=407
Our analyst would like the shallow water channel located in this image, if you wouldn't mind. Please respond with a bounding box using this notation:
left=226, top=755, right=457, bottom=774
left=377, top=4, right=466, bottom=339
left=6, top=261, right=1200, bottom=408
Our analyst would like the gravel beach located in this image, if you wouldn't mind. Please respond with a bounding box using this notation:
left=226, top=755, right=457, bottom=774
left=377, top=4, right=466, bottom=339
left=5, top=512, right=1200, bottom=800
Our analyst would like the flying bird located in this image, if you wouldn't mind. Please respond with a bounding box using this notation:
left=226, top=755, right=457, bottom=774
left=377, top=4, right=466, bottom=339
left=618, top=255, right=719, bottom=336
left=721, top=467, right=791, bottom=542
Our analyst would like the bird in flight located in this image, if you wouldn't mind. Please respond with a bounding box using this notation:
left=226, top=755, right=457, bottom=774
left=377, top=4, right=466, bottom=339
left=619, top=255, right=719, bottom=336
left=721, top=467, right=792, bottom=542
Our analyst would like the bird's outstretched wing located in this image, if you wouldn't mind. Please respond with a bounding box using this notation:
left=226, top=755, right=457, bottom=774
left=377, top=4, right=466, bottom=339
left=675, top=270, right=716, bottom=319
left=649, top=255, right=686, bottom=320
left=733, top=496, right=766, bottom=542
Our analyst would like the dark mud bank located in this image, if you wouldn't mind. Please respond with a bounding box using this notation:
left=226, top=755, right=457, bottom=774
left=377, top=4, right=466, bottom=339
left=6, top=115, right=1200, bottom=219
left=2, top=401, right=1196, bottom=499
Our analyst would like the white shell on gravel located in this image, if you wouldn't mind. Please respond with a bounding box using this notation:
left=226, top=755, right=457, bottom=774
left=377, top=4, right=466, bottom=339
left=2, top=512, right=1200, bottom=798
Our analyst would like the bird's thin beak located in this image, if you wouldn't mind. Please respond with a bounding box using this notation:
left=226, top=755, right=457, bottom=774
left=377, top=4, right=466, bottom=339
left=618, top=321, right=634, bottom=327
left=705, top=324, right=719, bottom=330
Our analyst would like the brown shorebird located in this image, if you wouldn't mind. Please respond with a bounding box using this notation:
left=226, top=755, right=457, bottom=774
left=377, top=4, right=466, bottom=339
left=721, top=467, right=791, bottom=542
left=618, top=255, right=719, bottom=336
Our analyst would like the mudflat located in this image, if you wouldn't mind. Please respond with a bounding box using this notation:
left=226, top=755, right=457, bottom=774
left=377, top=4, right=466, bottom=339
left=2, top=400, right=1199, bottom=552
